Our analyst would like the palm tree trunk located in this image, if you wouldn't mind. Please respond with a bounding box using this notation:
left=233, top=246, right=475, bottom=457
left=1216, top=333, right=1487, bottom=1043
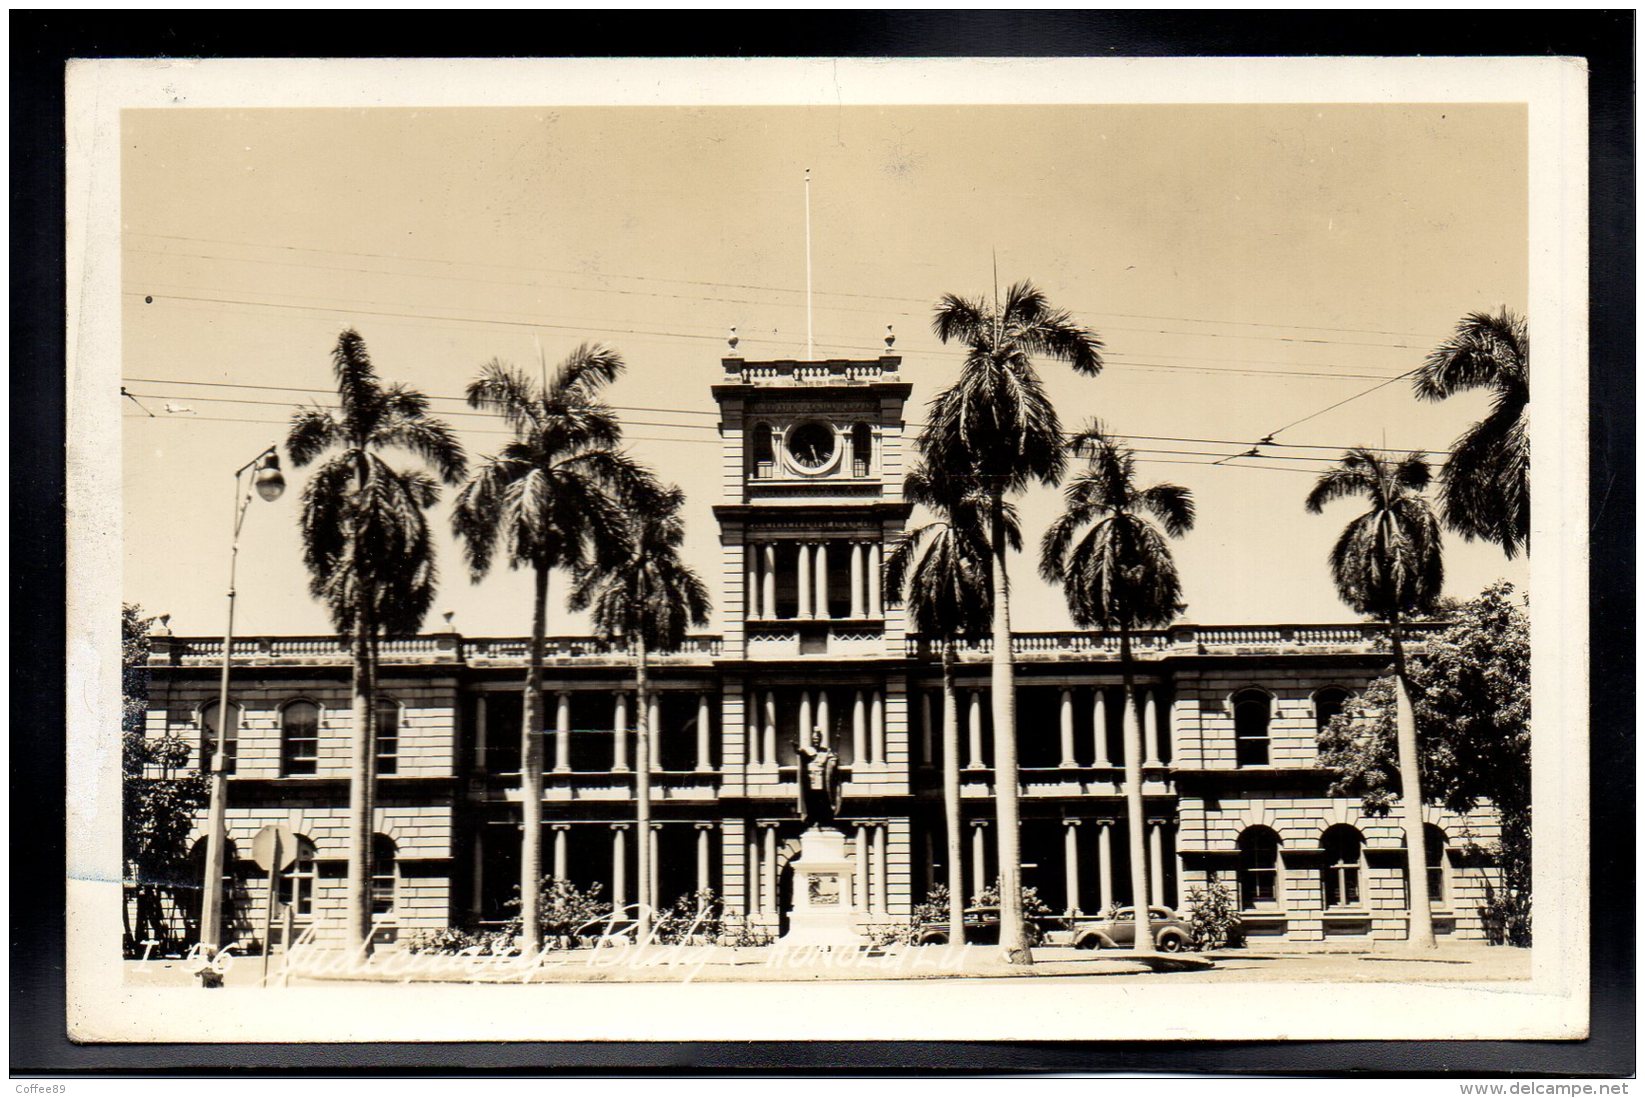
left=988, top=490, right=1031, bottom=964
left=1118, top=626, right=1154, bottom=951
left=1388, top=614, right=1436, bottom=948
left=519, top=564, right=549, bottom=956
left=940, top=639, right=966, bottom=945
left=346, top=614, right=375, bottom=954
left=634, top=633, right=653, bottom=940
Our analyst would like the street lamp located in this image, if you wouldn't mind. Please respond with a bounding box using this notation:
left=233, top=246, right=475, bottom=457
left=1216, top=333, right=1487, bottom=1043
left=198, top=445, right=285, bottom=965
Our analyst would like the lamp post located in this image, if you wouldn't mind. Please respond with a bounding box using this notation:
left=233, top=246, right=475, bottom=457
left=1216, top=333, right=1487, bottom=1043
left=198, top=445, right=286, bottom=965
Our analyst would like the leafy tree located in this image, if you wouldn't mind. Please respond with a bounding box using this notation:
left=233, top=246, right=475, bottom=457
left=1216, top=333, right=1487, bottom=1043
left=1318, top=581, right=1530, bottom=944
left=1305, top=448, right=1445, bottom=947
left=1413, top=309, right=1530, bottom=558
left=1184, top=880, right=1242, bottom=951
left=921, top=279, right=1103, bottom=964
left=122, top=604, right=207, bottom=955
left=1039, top=424, right=1194, bottom=952
left=884, top=461, right=1016, bottom=946
left=287, top=329, right=466, bottom=951
left=569, top=480, right=711, bottom=940
left=452, top=345, right=650, bottom=956
left=503, top=876, right=614, bottom=948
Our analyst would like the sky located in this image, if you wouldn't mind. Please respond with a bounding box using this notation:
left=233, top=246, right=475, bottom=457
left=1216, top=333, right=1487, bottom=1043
left=120, top=103, right=1529, bottom=638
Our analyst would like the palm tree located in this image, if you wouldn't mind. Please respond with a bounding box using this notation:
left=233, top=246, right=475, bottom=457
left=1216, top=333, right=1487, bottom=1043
left=921, top=278, right=1103, bottom=963
left=884, top=461, right=1019, bottom=946
left=287, top=329, right=466, bottom=952
left=1305, top=448, right=1445, bottom=948
left=1039, top=425, right=1194, bottom=952
left=569, top=481, right=711, bottom=941
left=451, top=345, right=649, bottom=956
left=1413, top=309, right=1529, bottom=558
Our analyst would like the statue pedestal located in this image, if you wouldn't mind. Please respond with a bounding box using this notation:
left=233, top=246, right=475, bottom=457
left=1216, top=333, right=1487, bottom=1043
left=779, top=826, right=865, bottom=947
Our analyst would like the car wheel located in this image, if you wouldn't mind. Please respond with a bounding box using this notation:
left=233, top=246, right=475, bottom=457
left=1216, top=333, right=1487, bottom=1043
left=921, top=932, right=948, bottom=946
left=1157, top=933, right=1185, bottom=953
left=1074, top=935, right=1098, bottom=951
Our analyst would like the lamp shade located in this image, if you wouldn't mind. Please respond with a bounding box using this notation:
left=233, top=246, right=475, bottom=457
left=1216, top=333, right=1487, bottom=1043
left=253, top=454, right=286, bottom=502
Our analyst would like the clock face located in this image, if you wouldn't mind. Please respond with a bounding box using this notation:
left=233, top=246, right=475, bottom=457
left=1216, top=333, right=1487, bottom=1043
left=786, top=422, right=836, bottom=470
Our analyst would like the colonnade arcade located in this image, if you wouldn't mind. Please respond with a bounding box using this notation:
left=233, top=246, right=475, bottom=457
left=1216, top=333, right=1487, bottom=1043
left=745, top=536, right=885, bottom=622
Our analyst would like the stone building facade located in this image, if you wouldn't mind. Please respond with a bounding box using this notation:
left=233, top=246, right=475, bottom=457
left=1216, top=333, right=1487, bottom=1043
left=141, top=351, right=1500, bottom=949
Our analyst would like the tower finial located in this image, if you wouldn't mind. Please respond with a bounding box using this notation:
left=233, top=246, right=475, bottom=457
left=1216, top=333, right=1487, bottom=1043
left=884, top=324, right=895, bottom=351
left=727, top=326, right=740, bottom=356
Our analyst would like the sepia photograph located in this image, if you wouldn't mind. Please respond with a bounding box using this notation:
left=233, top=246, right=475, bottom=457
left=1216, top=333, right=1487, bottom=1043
left=60, top=53, right=1592, bottom=1049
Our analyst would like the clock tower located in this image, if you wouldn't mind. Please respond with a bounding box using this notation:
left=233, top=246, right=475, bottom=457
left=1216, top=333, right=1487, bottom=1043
left=710, top=329, right=915, bottom=849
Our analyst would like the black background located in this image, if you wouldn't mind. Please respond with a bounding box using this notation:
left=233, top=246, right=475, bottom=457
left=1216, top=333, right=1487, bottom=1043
left=11, top=10, right=1634, bottom=1077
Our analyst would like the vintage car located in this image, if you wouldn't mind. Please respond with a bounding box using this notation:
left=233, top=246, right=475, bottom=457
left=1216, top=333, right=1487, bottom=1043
left=912, top=906, right=1071, bottom=946
left=1070, top=905, right=1194, bottom=952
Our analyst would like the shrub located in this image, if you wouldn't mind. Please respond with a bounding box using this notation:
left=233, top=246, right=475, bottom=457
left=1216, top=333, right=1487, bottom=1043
left=501, top=876, right=614, bottom=947
left=1185, top=880, right=1243, bottom=951
left=403, top=927, right=514, bottom=956
left=652, top=889, right=726, bottom=945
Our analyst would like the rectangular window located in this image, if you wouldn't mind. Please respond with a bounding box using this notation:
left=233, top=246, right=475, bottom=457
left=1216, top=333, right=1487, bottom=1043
left=376, top=704, right=399, bottom=776
left=282, top=702, right=320, bottom=775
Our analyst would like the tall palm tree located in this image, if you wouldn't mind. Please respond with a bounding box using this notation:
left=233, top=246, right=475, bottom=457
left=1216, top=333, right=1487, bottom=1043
left=1039, top=425, right=1194, bottom=953
left=884, top=461, right=1019, bottom=946
left=921, top=278, right=1103, bottom=964
left=570, top=481, right=711, bottom=941
left=451, top=345, right=648, bottom=956
left=1306, top=448, right=1445, bottom=948
left=1413, top=308, right=1529, bottom=558
left=286, top=329, right=466, bottom=952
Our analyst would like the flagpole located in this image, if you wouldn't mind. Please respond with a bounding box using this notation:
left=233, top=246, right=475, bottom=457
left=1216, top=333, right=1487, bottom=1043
left=804, top=168, right=813, bottom=360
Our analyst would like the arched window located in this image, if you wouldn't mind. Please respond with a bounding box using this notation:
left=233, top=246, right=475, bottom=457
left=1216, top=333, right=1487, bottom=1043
left=851, top=422, right=873, bottom=476
left=200, top=700, right=240, bottom=775
left=1237, top=826, right=1281, bottom=910
left=1321, top=825, right=1364, bottom=909
left=376, top=698, right=400, bottom=776
left=1233, top=689, right=1271, bottom=767
left=278, top=835, right=318, bottom=917
left=371, top=834, right=398, bottom=917
left=1313, top=687, right=1350, bottom=734
left=751, top=423, right=775, bottom=478
left=281, top=701, right=320, bottom=776
left=1424, top=825, right=1447, bottom=906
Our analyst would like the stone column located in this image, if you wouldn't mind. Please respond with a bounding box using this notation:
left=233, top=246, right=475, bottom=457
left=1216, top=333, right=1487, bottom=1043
left=799, top=691, right=813, bottom=746
left=469, top=832, right=485, bottom=917
left=967, top=690, right=984, bottom=769
left=762, top=544, right=776, bottom=619
left=762, top=825, right=778, bottom=915
left=920, top=692, right=934, bottom=766
left=552, top=824, right=569, bottom=881
left=1149, top=821, right=1166, bottom=907
left=762, top=691, right=777, bottom=769
left=696, top=694, right=713, bottom=772
left=849, top=542, right=865, bottom=618
left=746, top=833, right=761, bottom=915
left=554, top=692, right=571, bottom=773
left=612, top=693, right=630, bottom=772
left=852, top=691, right=867, bottom=766
left=868, top=542, right=883, bottom=619
left=816, top=690, right=831, bottom=748
left=747, top=706, right=761, bottom=769
left=970, top=821, right=988, bottom=899
left=873, top=825, right=889, bottom=914
left=1093, top=689, right=1112, bottom=767
left=854, top=824, right=870, bottom=910
left=649, top=695, right=662, bottom=772
left=814, top=541, right=830, bottom=618
left=696, top=824, right=713, bottom=896
left=650, top=825, right=661, bottom=910
left=1144, top=688, right=1162, bottom=767
left=611, top=824, right=629, bottom=910
left=797, top=542, right=813, bottom=619
left=1059, top=689, right=1076, bottom=768
left=1097, top=821, right=1114, bottom=912
left=474, top=694, right=488, bottom=769
left=746, top=543, right=760, bottom=619
left=1064, top=820, right=1082, bottom=915
left=870, top=691, right=885, bottom=768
